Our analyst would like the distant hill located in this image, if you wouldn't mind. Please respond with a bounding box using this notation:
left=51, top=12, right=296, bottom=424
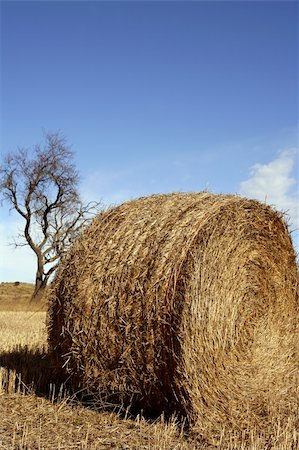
left=0, top=282, right=47, bottom=311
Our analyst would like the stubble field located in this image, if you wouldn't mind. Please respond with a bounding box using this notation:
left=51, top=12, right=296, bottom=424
left=0, top=282, right=298, bottom=449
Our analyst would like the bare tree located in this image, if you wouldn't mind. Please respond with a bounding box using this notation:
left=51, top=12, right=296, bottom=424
left=0, top=131, right=99, bottom=300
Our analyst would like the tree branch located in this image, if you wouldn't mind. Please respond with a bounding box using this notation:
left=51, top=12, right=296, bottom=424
left=0, top=131, right=101, bottom=300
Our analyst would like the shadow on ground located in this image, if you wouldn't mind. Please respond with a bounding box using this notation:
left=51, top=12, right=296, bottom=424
left=0, top=346, right=69, bottom=400
left=0, top=346, right=188, bottom=431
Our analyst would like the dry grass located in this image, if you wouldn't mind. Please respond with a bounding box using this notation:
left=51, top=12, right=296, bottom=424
left=0, top=311, right=47, bottom=349
left=48, top=192, right=299, bottom=444
left=0, top=393, right=190, bottom=449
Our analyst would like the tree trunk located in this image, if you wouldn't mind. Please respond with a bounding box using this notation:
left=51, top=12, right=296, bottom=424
left=31, top=268, right=47, bottom=302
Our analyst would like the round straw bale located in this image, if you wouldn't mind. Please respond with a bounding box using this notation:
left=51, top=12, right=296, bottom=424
left=48, top=192, right=298, bottom=432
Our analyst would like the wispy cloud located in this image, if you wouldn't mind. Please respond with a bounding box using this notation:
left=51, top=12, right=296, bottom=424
left=81, top=167, right=142, bottom=207
left=239, top=148, right=298, bottom=232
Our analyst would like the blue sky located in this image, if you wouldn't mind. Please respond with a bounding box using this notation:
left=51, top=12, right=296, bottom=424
left=0, top=1, right=298, bottom=282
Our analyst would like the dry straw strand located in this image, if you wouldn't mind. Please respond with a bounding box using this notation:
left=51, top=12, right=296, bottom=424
left=47, top=192, right=298, bottom=438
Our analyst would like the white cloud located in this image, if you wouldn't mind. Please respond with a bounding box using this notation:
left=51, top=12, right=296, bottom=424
left=239, top=148, right=299, bottom=233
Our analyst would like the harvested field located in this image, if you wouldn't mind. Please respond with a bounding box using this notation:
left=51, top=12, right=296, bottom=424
left=48, top=192, right=299, bottom=441
left=0, top=393, right=189, bottom=450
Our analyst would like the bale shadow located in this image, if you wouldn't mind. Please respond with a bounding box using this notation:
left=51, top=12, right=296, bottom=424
left=0, top=346, right=69, bottom=399
left=0, top=346, right=188, bottom=432
left=0, top=346, right=143, bottom=413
